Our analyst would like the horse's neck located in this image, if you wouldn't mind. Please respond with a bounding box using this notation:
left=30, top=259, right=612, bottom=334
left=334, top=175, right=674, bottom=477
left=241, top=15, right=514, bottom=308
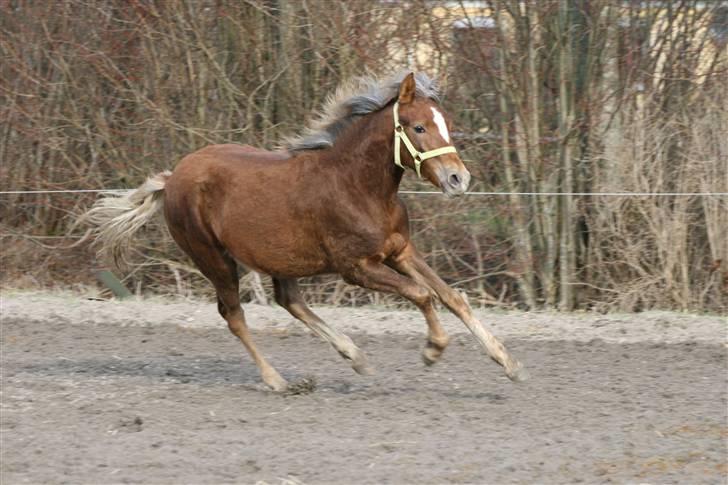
left=325, top=108, right=403, bottom=201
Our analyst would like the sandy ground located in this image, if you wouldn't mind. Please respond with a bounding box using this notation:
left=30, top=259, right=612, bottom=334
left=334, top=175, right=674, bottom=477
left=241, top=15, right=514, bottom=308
left=1, top=291, right=726, bottom=484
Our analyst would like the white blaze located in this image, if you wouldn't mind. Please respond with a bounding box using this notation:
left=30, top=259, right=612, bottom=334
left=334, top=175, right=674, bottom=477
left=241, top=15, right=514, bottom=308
left=430, top=107, right=450, bottom=143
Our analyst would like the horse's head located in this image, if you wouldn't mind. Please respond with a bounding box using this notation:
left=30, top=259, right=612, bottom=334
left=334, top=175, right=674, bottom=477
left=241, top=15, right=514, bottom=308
left=393, top=73, right=470, bottom=197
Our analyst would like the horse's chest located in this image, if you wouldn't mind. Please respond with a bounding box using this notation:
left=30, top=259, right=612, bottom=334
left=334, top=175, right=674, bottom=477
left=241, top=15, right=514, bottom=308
left=334, top=203, right=407, bottom=259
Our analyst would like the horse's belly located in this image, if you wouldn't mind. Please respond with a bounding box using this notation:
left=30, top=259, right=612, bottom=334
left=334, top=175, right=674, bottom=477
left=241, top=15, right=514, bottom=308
left=222, top=227, right=331, bottom=278
left=247, top=251, right=331, bottom=278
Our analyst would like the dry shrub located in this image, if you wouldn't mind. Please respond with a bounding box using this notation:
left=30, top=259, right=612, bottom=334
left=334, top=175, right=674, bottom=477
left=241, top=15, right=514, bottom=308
left=587, top=85, right=727, bottom=312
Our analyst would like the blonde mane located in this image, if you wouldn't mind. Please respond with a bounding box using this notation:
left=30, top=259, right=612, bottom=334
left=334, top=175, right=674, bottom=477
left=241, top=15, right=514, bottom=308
left=284, top=71, right=440, bottom=152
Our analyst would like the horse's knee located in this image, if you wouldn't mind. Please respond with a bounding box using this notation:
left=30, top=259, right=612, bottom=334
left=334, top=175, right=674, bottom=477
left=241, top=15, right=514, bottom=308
left=409, top=285, right=433, bottom=309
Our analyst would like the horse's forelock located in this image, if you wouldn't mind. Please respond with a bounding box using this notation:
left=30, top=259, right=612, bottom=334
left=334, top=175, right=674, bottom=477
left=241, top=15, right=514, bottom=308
left=284, top=71, right=440, bottom=152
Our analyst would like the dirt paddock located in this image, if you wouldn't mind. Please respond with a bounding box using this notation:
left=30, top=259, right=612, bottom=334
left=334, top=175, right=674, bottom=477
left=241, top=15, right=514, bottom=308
left=1, top=292, right=726, bottom=484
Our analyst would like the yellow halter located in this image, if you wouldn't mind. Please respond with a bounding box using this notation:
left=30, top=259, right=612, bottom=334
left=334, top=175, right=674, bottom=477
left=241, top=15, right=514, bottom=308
left=393, top=101, right=458, bottom=178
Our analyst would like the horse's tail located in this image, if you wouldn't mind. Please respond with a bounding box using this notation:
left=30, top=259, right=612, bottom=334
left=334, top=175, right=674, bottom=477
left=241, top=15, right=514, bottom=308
left=81, top=171, right=172, bottom=270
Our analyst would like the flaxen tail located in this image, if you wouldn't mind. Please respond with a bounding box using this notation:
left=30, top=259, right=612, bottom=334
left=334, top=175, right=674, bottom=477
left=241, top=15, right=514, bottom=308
left=81, top=171, right=172, bottom=270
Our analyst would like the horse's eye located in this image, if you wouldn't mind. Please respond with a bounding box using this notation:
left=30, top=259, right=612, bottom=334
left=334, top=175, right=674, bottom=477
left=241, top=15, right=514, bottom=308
left=414, top=125, right=426, bottom=134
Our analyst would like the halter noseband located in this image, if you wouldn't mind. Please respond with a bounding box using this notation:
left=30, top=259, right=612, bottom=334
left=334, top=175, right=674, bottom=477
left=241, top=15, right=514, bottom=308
left=393, top=101, right=458, bottom=178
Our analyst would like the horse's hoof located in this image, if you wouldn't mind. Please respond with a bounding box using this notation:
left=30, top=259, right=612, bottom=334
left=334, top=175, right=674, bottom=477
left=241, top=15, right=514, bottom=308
left=505, top=362, right=529, bottom=382
left=267, top=379, right=288, bottom=392
left=344, top=348, right=374, bottom=376
left=422, top=339, right=447, bottom=366
left=350, top=355, right=375, bottom=376
left=353, top=362, right=375, bottom=376
left=263, top=371, right=288, bottom=392
left=422, top=346, right=442, bottom=366
left=352, top=358, right=375, bottom=376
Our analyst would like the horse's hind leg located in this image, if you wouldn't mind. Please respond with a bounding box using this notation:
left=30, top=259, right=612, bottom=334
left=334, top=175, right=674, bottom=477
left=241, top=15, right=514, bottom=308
left=273, top=278, right=373, bottom=375
left=216, top=283, right=288, bottom=392
left=170, top=230, right=287, bottom=391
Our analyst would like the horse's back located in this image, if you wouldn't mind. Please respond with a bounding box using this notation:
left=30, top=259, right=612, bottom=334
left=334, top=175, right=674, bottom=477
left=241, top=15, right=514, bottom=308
left=199, top=143, right=292, bottom=162
left=165, top=143, right=296, bottom=203
left=164, top=143, right=300, bottom=218
left=177, top=143, right=292, bottom=169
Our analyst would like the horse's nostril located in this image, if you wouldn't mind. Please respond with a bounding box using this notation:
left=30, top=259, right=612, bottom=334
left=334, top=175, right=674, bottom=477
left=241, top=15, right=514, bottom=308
left=449, top=173, right=462, bottom=187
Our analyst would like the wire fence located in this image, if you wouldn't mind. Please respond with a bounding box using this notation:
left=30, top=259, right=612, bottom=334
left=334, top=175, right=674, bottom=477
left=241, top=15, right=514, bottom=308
left=1, top=189, right=727, bottom=196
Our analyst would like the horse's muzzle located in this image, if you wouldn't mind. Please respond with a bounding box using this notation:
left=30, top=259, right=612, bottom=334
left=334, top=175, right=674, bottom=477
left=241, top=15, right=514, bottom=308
left=441, top=168, right=471, bottom=197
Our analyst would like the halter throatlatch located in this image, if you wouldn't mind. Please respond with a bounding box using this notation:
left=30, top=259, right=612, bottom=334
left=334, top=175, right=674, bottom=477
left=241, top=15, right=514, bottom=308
left=393, top=101, right=458, bottom=178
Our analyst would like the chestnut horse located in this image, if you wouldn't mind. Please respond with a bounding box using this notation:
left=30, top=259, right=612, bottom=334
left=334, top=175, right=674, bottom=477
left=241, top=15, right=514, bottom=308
left=85, top=72, right=527, bottom=391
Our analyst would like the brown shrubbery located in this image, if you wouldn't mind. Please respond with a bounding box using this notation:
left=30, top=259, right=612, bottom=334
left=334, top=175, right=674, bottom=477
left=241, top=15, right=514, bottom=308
left=1, top=1, right=725, bottom=312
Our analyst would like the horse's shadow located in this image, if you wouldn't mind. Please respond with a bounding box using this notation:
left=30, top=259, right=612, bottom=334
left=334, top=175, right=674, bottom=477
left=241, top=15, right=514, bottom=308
left=12, top=355, right=515, bottom=400
left=15, top=356, right=263, bottom=387
left=13, top=356, right=393, bottom=395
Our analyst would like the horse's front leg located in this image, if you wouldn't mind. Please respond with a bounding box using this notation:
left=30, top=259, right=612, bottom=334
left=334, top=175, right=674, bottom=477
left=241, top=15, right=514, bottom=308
left=341, top=259, right=450, bottom=365
left=391, top=245, right=529, bottom=382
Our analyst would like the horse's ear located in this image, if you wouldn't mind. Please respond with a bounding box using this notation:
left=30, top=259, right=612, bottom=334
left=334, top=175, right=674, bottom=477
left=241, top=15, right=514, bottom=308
left=398, top=72, right=416, bottom=105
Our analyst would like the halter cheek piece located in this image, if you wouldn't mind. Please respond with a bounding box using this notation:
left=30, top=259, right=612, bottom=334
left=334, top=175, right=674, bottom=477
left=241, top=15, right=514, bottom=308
left=393, top=101, right=458, bottom=178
